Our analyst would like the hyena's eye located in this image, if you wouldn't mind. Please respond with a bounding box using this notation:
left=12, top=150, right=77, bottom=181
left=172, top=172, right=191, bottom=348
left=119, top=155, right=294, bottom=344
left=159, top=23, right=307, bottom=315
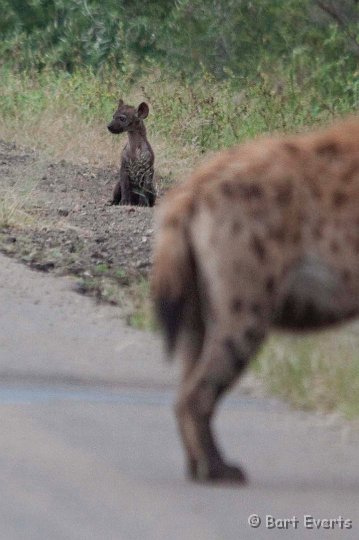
left=118, top=114, right=127, bottom=122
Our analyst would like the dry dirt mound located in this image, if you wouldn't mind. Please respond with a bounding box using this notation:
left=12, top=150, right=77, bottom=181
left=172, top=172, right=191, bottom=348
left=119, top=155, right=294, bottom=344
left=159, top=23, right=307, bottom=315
left=0, top=140, right=155, bottom=308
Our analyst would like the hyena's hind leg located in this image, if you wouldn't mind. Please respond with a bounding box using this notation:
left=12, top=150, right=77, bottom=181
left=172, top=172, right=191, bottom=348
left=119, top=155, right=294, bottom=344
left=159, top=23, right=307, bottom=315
left=175, top=315, right=267, bottom=483
left=175, top=292, right=206, bottom=478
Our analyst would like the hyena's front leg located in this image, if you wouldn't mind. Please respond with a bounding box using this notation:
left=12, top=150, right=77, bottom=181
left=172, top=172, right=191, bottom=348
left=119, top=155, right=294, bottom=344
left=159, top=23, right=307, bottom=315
left=175, top=319, right=266, bottom=483
left=111, top=180, right=122, bottom=205
left=112, top=164, right=131, bottom=205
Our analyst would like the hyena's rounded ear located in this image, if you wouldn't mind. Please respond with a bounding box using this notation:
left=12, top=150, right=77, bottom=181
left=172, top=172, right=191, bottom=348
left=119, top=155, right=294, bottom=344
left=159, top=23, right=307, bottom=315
left=118, top=98, right=124, bottom=107
left=136, top=102, right=149, bottom=119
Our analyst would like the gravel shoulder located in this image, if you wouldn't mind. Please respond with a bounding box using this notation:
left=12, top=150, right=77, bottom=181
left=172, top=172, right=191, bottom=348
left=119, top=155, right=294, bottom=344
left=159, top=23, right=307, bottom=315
left=0, top=140, right=155, bottom=315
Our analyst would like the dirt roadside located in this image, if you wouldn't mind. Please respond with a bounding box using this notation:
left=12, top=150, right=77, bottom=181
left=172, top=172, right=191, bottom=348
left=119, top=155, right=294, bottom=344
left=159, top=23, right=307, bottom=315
left=0, top=139, right=157, bottom=320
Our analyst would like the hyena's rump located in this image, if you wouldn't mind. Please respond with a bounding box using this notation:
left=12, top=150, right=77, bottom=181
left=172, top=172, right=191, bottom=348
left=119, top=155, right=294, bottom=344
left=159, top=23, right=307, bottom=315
left=152, top=116, right=359, bottom=483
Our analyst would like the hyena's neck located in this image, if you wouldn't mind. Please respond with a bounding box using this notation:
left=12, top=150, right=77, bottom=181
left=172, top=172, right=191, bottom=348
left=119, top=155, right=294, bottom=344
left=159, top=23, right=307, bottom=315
left=127, top=123, right=148, bottom=151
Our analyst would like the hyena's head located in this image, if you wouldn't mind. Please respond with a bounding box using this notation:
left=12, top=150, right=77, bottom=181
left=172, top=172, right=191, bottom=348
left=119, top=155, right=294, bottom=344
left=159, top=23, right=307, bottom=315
left=107, top=99, right=149, bottom=134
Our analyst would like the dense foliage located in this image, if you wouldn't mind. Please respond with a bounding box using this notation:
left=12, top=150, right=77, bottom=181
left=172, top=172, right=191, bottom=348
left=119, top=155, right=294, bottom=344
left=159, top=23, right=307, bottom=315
left=1, top=2, right=358, bottom=159
left=1, top=0, right=358, bottom=82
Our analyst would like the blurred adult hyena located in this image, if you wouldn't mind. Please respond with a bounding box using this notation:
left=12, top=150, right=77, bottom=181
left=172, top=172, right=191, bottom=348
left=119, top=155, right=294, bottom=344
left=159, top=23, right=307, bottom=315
left=107, top=99, right=156, bottom=206
left=152, top=116, right=359, bottom=483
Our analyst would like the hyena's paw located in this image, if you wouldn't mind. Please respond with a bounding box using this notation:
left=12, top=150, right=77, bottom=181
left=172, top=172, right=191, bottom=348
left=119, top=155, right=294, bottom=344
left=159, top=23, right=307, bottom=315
left=187, top=458, right=247, bottom=485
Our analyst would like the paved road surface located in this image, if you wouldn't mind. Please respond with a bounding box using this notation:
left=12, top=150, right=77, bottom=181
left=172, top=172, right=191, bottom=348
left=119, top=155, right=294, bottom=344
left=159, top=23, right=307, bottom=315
left=0, top=254, right=358, bottom=539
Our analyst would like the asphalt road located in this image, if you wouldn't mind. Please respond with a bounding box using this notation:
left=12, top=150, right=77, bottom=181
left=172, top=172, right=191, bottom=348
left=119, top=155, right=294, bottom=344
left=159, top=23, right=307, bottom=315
left=0, top=253, right=358, bottom=539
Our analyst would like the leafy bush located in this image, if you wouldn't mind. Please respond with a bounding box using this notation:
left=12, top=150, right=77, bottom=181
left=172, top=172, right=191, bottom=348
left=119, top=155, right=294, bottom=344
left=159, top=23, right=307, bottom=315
left=1, top=0, right=358, bottom=86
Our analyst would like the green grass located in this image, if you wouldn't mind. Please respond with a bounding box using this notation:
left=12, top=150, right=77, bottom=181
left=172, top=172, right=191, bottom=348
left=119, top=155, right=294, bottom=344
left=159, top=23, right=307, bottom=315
left=0, top=193, right=24, bottom=228
left=126, top=278, right=157, bottom=331
left=255, top=329, right=359, bottom=419
left=72, top=274, right=155, bottom=331
left=0, top=65, right=357, bottom=174
left=0, top=184, right=35, bottom=229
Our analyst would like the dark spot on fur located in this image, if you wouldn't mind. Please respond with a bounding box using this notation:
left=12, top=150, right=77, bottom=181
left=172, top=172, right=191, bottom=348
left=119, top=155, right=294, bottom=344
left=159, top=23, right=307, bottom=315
left=265, top=275, right=276, bottom=294
left=342, top=269, right=351, bottom=282
left=232, top=221, right=241, bottom=234
left=310, top=185, right=321, bottom=199
left=223, top=338, right=248, bottom=371
left=250, top=302, right=261, bottom=315
left=332, top=190, right=348, bottom=208
left=330, top=239, right=340, bottom=253
left=245, top=327, right=265, bottom=345
left=316, top=141, right=339, bottom=156
left=292, top=231, right=301, bottom=244
left=231, top=298, right=242, bottom=313
left=284, top=142, right=300, bottom=154
left=221, top=182, right=233, bottom=197
left=251, top=234, right=266, bottom=261
left=341, top=161, right=359, bottom=183
left=312, top=223, right=323, bottom=239
left=276, top=293, right=296, bottom=324
left=275, top=182, right=293, bottom=206
left=270, top=227, right=286, bottom=242
left=238, top=183, right=263, bottom=199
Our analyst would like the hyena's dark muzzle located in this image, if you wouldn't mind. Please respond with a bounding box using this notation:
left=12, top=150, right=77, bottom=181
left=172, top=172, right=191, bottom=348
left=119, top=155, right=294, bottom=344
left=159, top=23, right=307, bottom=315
left=107, top=122, right=123, bottom=134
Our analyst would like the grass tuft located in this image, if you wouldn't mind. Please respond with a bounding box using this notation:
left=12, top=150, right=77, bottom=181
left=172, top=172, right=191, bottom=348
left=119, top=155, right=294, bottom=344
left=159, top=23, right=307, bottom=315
left=256, top=328, right=359, bottom=419
left=0, top=187, right=34, bottom=229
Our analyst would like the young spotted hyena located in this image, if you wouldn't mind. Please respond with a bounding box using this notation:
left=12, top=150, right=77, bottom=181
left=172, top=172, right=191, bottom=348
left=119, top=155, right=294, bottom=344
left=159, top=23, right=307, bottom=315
left=107, top=99, right=156, bottom=206
left=152, top=116, right=359, bottom=484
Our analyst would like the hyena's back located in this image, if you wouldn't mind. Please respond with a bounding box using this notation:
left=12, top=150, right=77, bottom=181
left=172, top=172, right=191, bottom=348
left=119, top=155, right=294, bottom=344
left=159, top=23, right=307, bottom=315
left=153, top=117, right=359, bottom=349
left=152, top=116, right=359, bottom=483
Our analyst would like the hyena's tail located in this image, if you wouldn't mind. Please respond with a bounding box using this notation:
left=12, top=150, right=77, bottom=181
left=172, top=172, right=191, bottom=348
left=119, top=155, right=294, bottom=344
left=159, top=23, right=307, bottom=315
left=151, top=188, right=197, bottom=356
